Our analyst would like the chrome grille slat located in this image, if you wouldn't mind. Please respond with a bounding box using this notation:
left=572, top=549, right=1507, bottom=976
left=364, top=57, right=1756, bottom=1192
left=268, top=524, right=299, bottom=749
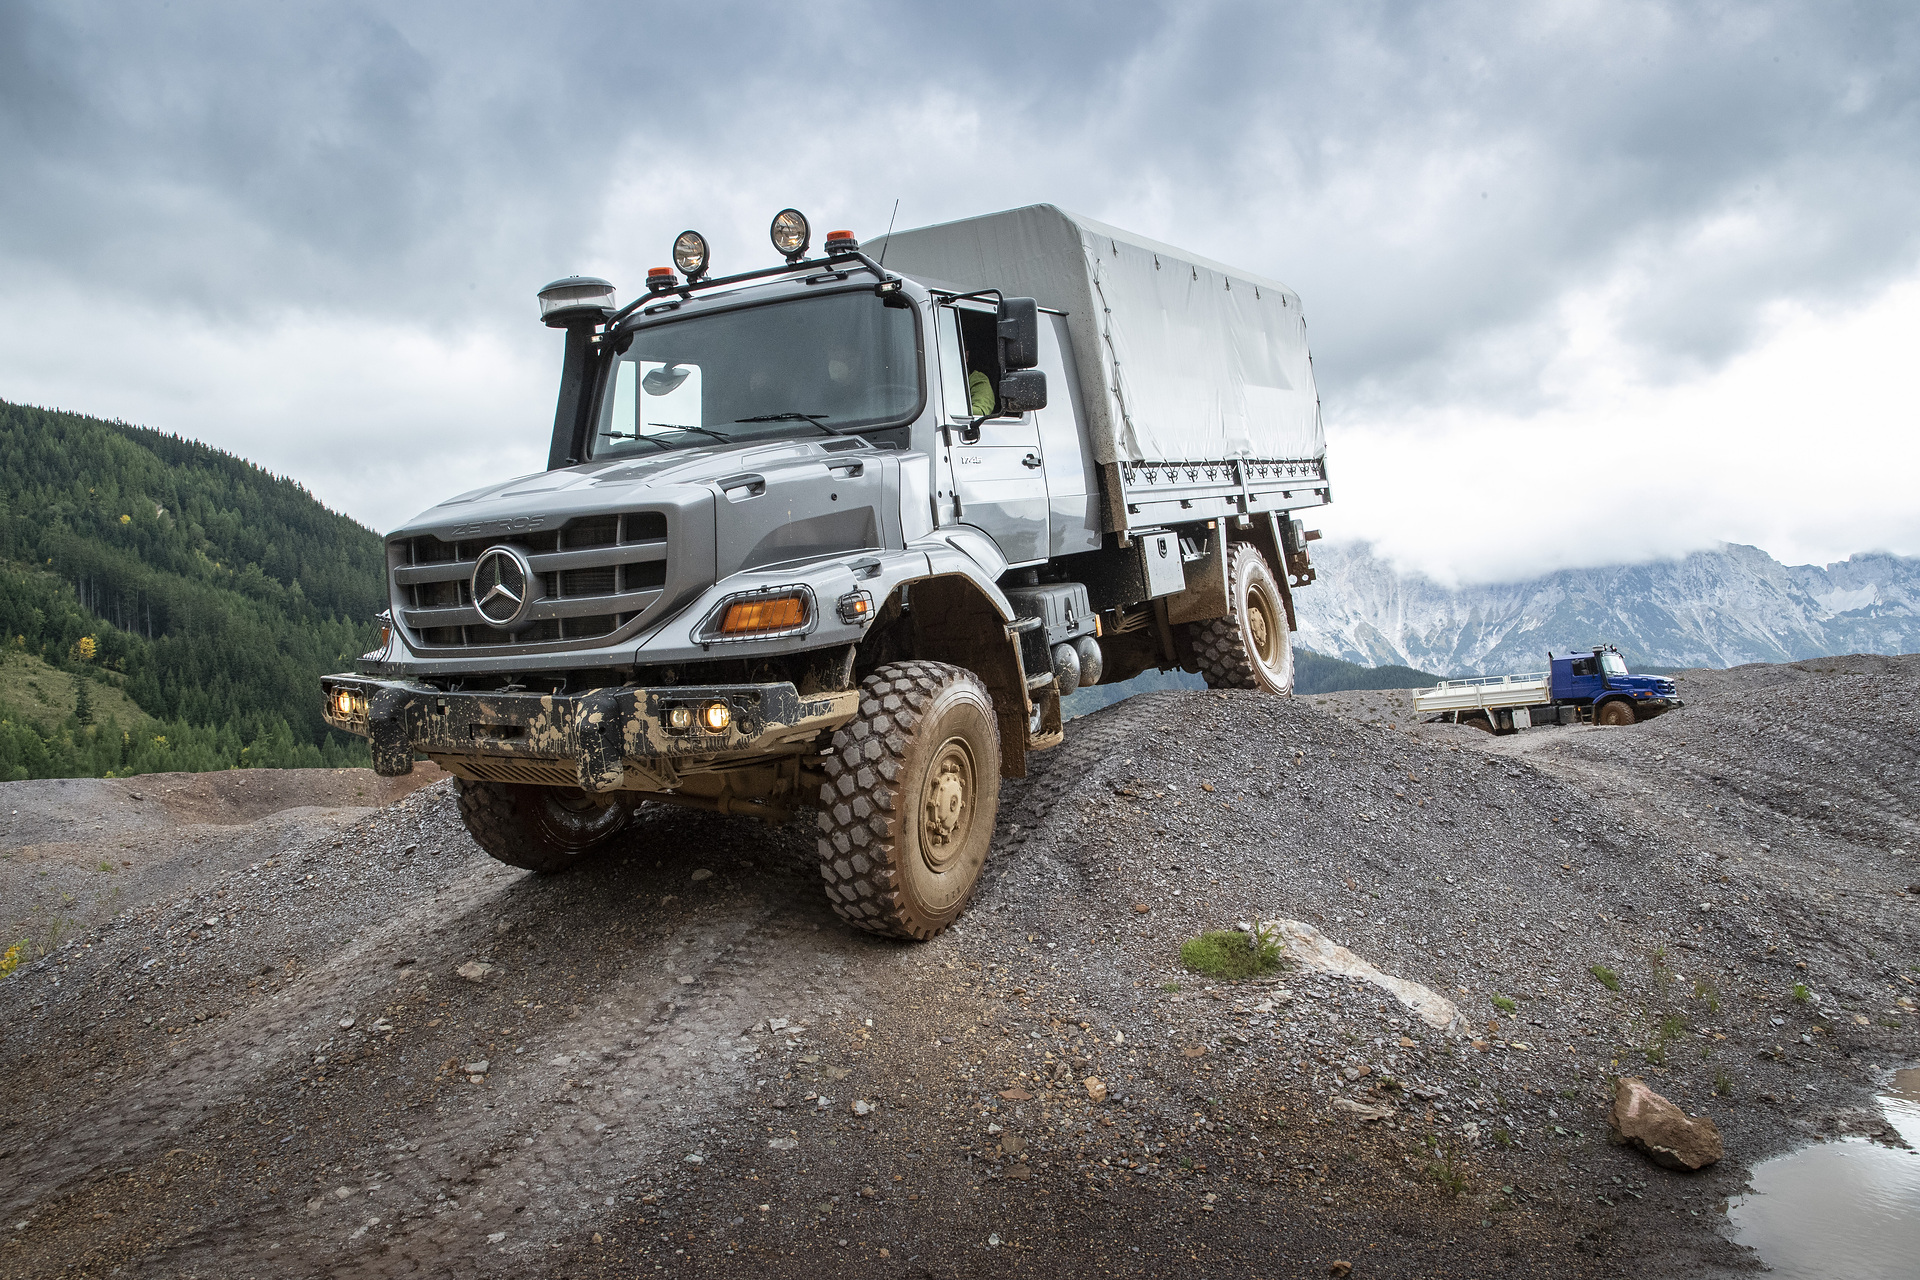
left=394, top=561, right=474, bottom=586
left=529, top=542, right=667, bottom=571
left=401, top=588, right=663, bottom=630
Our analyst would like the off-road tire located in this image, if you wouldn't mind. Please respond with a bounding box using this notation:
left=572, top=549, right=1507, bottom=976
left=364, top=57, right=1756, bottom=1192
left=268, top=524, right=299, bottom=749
left=1597, top=699, right=1638, bottom=727
left=1185, top=542, right=1294, bottom=693
left=455, top=778, right=630, bottom=873
left=817, top=661, right=1001, bottom=940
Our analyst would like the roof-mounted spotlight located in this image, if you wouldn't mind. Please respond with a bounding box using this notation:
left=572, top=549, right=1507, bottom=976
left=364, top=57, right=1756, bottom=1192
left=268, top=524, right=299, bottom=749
left=770, top=208, right=810, bottom=263
left=672, top=230, right=710, bottom=281
left=824, top=229, right=859, bottom=256
left=536, top=275, right=617, bottom=327
left=645, top=266, right=678, bottom=294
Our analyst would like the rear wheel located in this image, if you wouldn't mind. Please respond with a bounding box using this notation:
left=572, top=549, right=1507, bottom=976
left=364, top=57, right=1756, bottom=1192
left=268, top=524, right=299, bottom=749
left=1185, top=542, right=1294, bottom=693
left=1597, top=699, right=1638, bottom=727
left=817, top=661, right=1001, bottom=940
left=456, top=779, right=630, bottom=872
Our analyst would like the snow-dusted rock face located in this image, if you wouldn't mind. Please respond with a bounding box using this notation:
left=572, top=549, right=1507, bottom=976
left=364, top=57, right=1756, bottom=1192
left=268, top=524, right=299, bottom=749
left=1293, top=542, right=1920, bottom=674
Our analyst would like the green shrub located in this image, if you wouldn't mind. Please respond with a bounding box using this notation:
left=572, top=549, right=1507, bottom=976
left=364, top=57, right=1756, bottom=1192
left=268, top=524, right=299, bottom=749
left=1590, top=965, right=1621, bottom=991
left=1179, top=927, right=1283, bottom=981
left=1491, top=993, right=1517, bottom=1014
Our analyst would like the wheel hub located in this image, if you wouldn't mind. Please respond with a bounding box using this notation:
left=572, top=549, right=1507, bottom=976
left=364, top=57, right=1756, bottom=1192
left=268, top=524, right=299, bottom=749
left=1247, top=604, right=1271, bottom=656
left=920, top=739, right=975, bottom=870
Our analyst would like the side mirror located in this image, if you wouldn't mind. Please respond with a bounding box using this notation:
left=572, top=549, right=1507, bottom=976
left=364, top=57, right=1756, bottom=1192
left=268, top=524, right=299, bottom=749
left=997, top=369, right=1047, bottom=414
left=996, top=297, right=1040, bottom=370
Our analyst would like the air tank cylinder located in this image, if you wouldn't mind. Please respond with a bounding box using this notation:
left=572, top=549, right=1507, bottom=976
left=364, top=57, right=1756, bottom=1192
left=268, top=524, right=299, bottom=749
left=1071, top=635, right=1103, bottom=687
left=1050, top=642, right=1082, bottom=695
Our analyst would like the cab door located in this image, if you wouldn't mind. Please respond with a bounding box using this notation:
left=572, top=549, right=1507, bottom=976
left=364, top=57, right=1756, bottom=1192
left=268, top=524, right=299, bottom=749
left=934, top=303, right=1049, bottom=566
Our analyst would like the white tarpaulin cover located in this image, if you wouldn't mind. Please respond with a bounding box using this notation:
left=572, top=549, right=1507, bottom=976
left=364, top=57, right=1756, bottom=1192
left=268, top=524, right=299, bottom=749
left=872, top=204, right=1323, bottom=467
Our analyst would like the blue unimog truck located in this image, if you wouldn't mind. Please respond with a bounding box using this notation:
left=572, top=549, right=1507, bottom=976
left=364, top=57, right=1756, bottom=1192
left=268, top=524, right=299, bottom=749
left=1414, top=644, right=1683, bottom=733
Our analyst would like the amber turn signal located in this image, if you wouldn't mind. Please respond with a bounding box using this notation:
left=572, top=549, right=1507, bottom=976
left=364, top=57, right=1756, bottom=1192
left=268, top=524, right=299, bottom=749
left=719, top=595, right=806, bottom=635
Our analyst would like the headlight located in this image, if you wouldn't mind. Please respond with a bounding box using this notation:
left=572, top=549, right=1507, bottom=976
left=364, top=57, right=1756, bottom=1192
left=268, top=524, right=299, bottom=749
left=770, top=208, right=810, bottom=261
left=720, top=595, right=807, bottom=636
left=673, top=229, right=709, bottom=280
left=330, top=688, right=362, bottom=719
left=697, top=587, right=815, bottom=642
left=700, top=701, right=732, bottom=733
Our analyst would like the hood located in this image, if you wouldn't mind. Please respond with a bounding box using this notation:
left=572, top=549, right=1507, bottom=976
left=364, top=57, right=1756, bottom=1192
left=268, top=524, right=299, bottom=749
left=388, top=437, right=874, bottom=540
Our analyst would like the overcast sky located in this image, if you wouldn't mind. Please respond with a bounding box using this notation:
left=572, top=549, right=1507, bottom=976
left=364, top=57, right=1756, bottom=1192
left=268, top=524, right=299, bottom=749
left=3, top=0, right=1916, bottom=584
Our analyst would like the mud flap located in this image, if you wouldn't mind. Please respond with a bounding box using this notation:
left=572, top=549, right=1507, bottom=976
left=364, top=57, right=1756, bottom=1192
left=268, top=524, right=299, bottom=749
left=573, top=689, right=627, bottom=793
left=367, top=686, right=417, bottom=777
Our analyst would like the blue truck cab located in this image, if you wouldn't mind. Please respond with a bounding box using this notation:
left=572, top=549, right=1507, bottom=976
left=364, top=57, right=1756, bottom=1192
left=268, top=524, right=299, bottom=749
left=1548, top=645, right=1682, bottom=725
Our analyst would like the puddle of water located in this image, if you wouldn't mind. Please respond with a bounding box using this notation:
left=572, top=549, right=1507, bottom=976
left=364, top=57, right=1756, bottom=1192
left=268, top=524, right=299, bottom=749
left=1727, top=1068, right=1920, bottom=1279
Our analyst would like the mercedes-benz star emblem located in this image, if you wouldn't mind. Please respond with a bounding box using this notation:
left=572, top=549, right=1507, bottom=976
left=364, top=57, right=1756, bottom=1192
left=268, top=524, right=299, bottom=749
left=471, top=545, right=537, bottom=629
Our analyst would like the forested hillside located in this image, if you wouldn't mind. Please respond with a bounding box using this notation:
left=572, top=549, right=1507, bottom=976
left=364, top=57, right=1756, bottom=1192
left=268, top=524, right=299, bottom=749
left=0, top=399, right=383, bottom=778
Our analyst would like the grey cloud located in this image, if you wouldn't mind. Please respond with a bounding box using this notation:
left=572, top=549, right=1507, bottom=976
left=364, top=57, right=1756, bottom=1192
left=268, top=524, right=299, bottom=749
left=3, top=0, right=1918, bottom=416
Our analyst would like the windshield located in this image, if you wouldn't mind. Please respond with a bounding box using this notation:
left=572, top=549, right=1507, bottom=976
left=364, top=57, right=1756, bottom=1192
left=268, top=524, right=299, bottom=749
left=593, top=291, right=920, bottom=458
left=1600, top=652, right=1629, bottom=677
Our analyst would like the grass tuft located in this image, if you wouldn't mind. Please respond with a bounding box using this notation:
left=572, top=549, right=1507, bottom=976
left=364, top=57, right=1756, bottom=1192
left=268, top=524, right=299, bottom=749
left=1590, top=965, right=1621, bottom=991
left=1791, top=983, right=1811, bottom=1003
left=1179, top=927, right=1283, bottom=982
left=1491, top=993, right=1517, bottom=1014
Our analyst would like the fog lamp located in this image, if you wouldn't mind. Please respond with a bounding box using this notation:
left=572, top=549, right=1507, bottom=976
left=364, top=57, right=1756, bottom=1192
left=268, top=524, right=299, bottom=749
left=824, top=229, right=859, bottom=255
left=646, top=266, right=678, bottom=293
left=720, top=594, right=807, bottom=635
left=673, top=230, right=709, bottom=281
left=331, top=688, right=360, bottom=719
left=667, top=706, right=693, bottom=730
left=700, top=701, right=732, bottom=733
left=537, top=275, right=617, bottom=327
left=770, top=208, right=810, bottom=261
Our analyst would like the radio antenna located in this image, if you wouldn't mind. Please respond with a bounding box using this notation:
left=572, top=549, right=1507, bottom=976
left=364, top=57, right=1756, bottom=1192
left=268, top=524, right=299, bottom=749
left=877, top=198, right=900, bottom=266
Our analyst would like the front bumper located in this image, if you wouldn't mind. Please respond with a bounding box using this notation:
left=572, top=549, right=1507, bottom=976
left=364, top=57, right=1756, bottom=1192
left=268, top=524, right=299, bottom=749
left=321, top=676, right=858, bottom=793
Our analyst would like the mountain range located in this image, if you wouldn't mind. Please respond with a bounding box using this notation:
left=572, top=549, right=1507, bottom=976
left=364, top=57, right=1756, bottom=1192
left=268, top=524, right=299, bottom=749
left=1292, top=540, right=1920, bottom=675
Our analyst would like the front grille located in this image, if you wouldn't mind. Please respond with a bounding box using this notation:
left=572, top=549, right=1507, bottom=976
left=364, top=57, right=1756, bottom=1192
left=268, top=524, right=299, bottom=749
left=392, top=512, right=669, bottom=649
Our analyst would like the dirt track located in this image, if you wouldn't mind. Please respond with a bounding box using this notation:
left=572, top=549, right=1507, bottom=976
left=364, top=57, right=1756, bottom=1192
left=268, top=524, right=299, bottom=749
left=1, top=656, right=1915, bottom=1278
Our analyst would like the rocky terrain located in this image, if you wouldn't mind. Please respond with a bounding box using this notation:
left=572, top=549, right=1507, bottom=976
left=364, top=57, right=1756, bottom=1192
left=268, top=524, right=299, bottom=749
left=0, top=655, right=1915, bottom=1278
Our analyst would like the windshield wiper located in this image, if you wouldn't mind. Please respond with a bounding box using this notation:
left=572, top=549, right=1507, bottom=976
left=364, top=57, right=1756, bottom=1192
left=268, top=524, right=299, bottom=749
left=732, top=412, right=850, bottom=436
left=648, top=423, right=735, bottom=443
left=604, top=424, right=736, bottom=447
left=601, top=431, right=670, bottom=451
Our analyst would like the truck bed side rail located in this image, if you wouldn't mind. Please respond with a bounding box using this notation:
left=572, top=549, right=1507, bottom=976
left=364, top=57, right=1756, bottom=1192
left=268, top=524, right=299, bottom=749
left=1413, top=672, right=1550, bottom=714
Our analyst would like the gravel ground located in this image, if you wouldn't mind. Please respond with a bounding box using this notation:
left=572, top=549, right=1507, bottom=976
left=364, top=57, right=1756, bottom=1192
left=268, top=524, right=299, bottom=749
left=0, top=654, right=1914, bottom=1278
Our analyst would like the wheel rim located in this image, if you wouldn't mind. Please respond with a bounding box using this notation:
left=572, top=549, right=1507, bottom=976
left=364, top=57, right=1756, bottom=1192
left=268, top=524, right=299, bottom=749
left=918, top=736, right=976, bottom=874
left=1244, top=577, right=1286, bottom=679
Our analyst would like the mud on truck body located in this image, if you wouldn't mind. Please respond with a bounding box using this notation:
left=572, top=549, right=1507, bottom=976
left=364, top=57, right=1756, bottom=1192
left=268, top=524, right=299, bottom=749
left=322, top=205, right=1330, bottom=939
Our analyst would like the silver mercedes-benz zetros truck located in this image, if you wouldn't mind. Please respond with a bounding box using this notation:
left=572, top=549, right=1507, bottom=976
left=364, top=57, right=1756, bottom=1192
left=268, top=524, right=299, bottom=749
left=323, top=204, right=1329, bottom=940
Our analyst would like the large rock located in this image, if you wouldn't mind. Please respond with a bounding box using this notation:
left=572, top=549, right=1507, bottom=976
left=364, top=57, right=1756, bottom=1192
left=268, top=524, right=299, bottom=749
left=1609, top=1077, right=1723, bottom=1170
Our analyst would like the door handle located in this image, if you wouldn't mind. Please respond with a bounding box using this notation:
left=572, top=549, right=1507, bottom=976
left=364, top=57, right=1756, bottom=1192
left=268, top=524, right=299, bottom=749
left=1021, top=452, right=1043, bottom=469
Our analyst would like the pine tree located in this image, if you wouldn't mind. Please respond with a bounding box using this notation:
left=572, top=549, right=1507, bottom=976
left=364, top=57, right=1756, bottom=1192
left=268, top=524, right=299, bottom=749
left=73, top=676, right=94, bottom=726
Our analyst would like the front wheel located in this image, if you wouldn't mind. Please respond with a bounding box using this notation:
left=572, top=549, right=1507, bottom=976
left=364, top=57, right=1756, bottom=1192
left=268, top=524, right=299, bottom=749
left=817, top=661, right=1001, bottom=940
left=1596, top=700, right=1638, bottom=727
left=456, top=779, right=631, bottom=872
left=1184, top=542, right=1294, bottom=693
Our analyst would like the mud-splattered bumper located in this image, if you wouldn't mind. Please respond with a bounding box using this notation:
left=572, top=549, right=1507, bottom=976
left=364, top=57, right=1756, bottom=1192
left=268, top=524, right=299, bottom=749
left=320, top=676, right=858, bottom=792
